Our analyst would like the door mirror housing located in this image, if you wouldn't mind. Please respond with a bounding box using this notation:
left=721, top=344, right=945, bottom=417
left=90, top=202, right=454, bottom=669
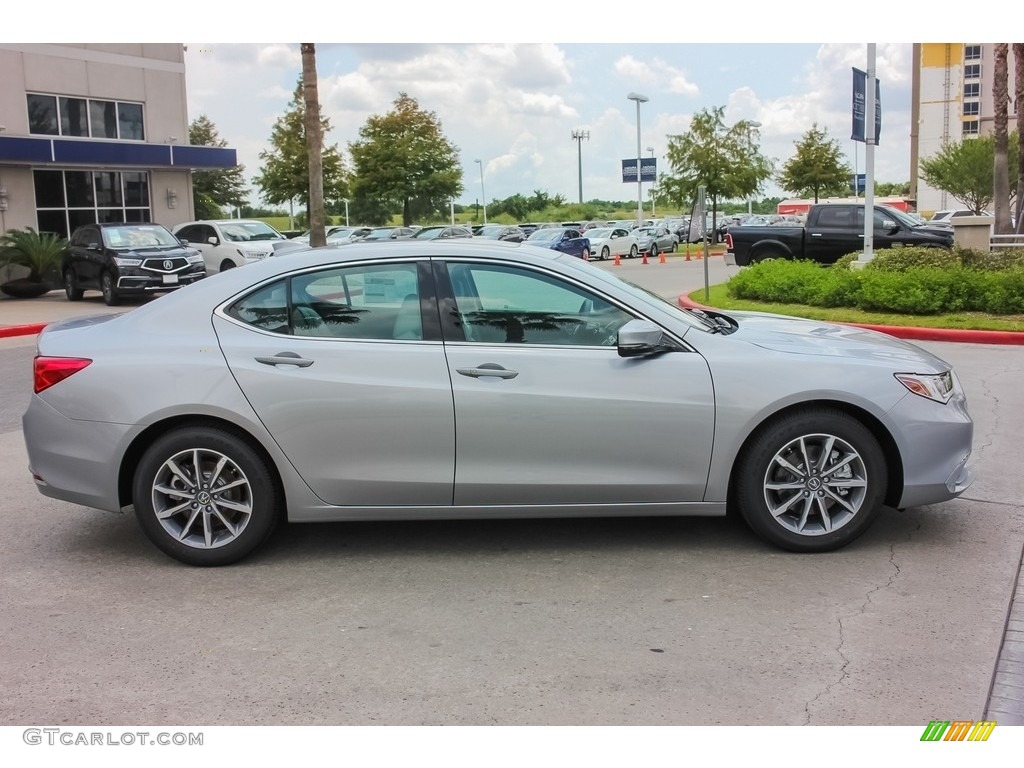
left=617, top=319, right=677, bottom=358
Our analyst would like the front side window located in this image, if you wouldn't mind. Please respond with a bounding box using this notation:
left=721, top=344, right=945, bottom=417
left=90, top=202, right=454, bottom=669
left=446, top=262, right=633, bottom=346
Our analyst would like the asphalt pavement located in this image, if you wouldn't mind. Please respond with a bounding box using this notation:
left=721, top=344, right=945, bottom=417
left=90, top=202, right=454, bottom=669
left=1, top=253, right=1022, bottom=727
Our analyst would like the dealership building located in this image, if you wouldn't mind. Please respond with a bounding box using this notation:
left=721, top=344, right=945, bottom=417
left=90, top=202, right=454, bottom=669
left=0, top=43, right=235, bottom=242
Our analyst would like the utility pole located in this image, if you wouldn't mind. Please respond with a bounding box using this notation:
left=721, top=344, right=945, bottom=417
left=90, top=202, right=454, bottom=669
left=572, top=129, right=589, bottom=204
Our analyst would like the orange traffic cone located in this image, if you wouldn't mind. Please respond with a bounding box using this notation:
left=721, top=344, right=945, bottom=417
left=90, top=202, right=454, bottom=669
left=641, top=252, right=649, bottom=265
left=658, top=249, right=666, bottom=264
left=613, top=253, right=621, bottom=266
left=685, top=250, right=691, bottom=262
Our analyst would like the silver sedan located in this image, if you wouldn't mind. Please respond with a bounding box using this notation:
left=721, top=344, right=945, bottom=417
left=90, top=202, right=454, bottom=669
left=23, top=241, right=974, bottom=566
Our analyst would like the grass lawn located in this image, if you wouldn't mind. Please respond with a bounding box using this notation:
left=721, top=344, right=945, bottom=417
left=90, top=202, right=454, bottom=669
left=690, top=283, right=1024, bottom=333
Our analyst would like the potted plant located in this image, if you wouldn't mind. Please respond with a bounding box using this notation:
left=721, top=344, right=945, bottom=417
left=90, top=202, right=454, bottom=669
left=0, top=227, right=69, bottom=298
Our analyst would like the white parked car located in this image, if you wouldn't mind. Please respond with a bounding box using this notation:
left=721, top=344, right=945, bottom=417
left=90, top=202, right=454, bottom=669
left=172, top=220, right=288, bottom=274
left=585, top=227, right=639, bottom=260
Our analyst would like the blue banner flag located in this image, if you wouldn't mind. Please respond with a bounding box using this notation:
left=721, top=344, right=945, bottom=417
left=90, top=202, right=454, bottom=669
left=852, top=68, right=881, bottom=145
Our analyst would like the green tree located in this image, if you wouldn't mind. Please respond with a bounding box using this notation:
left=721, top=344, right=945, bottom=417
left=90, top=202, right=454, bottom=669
left=348, top=93, right=463, bottom=226
left=660, top=107, right=773, bottom=231
left=254, top=78, right=349, bottom=212
left=777, top=123, right=851, bottom=203
left=188, top=115, right=247, bottom=220
left=919, top=134, right=1019, bottom=214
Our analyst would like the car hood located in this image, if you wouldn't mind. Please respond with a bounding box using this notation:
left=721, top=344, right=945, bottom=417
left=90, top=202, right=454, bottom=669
left=910, top=224, right=955, bottom=238
left=724, top=310, right=949, bottom=370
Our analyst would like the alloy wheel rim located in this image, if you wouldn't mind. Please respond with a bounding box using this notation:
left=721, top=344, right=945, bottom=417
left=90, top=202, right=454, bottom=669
left=762, top=433, right=868, bottom=536
left=151, top=448, right=253, bottom=549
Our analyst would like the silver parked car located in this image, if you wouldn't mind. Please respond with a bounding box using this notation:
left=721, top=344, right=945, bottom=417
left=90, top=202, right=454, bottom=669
left=23, top=241, right=974, bottom=566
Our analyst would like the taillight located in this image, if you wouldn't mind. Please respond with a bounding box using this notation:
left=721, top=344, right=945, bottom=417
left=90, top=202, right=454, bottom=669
left=725, top=233, right=734, bottom=250
left=33, top=356, right=92, bottom=393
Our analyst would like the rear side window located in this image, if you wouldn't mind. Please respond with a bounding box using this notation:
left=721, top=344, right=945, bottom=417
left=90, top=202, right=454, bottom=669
left=227, top=263, right=425, bottom=341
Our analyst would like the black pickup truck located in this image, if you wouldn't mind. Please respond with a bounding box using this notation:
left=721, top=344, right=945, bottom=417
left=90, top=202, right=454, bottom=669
left=725, top=204, right=954, bottom=266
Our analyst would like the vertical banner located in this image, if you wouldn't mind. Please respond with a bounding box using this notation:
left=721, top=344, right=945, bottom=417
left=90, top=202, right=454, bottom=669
left=852, top=68, right=881, bottom=145
left=687, top=193, right=706, bottom=245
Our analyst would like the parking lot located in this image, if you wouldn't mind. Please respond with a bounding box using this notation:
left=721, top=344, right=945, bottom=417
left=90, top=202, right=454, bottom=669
left=0, top=254, right=1022, bottom=727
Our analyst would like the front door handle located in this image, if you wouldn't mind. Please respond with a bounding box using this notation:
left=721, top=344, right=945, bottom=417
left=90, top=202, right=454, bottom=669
left=457, top=363, right=519, bottom=379
left=255, top=352, right=314, bottom=368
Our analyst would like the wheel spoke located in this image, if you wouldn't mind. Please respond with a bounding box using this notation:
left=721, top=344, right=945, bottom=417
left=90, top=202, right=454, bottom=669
left=770, top=490, right=804, bottom=518
left=213, top=478, right=247, bottom=493
left=178, top=507, right=201, bottom=540
left=203, top=509, right=213, bottom=548
left=766, top=480, right=805, bottom=491
left=214, top=497, right=251, bottom=515
left=821, top=453, right=857, bottom=477
left=166, top=458, right=196, bottom=490
left=208, top=455, right=229, bottom=487
left=816, top=436, right=836, bottom=472
left=212, top=507, right=239, bottom=536
left=795, top=496, right=814, bottom=532
left=156, top=499, right=192, bottom=520
left=772, top=455, right=806, bottom=480
left=824, top=487, right=857, bottom=514
left=153, top=483, right=192, bottom=500
left=816, top=496, right=834, bottom=532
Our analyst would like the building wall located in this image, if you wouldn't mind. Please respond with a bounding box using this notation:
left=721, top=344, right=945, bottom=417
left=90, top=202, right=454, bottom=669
left=0, top=43, right=196, bottom=237
left=913, top=43, right=1020, bottom=215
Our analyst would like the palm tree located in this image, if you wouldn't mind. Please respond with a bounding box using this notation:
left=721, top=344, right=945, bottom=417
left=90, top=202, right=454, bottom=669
left=1014, top=43, right=1024, bottom=233
left=0, top=228, right=68, bottom=296
left=994, top=44, right=1012, bottom=234
left=301, top=43, right=326, bottom=248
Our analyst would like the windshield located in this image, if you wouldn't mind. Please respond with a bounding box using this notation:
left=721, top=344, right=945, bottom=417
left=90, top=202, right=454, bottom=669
left=364, top=228, right=396, bottom=240
left=477, top=226, right=505, bottom=238
left=221, top=221, right=284, bottom=242
left=413, top=228, right=444, bottom=239
left=880, top=206, right=926, bottom=228
left=103, top=225, right=180, bottom=249
left=528, top=229, right=562, bottom=242
left=587, top=229, right=613, bottom=239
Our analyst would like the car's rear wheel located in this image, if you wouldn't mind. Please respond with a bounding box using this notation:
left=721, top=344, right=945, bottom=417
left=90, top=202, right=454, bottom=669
left=132, top=427, right=281, bottom=566
left=734, top=408, right=887, bottom=552
left=629, top=244, right=639, bottom=259
left=581, top=247, right=591, bottom=261
left=63, top=269, right=83, bottom=301
left=100, top=271, right=121, bottom=306
left=601, top=246, right=610, bottom=261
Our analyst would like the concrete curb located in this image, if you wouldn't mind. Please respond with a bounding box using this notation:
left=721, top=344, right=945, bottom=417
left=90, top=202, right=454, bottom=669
left=0, top=323, right=47, bottom=339
left=677, top=294, right=1024, bottom=346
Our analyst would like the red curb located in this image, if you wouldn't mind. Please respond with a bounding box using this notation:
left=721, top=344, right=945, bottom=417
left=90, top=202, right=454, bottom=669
left=677, top=294, right=1024, bottom=346
left=0, top=323, right=47, bottom=339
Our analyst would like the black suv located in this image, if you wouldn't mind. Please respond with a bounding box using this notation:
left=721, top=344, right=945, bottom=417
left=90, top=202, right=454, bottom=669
left=62, top=222, right=206, bottom=306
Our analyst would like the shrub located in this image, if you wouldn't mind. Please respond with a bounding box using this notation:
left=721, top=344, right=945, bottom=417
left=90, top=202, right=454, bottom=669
left=960, top=246, right=1024, bottom=271
left=863, top=246, right=960, bottom=272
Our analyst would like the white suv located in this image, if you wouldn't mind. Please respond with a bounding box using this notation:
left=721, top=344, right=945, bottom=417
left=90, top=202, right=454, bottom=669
left=172, top=220, right=287, bottom=273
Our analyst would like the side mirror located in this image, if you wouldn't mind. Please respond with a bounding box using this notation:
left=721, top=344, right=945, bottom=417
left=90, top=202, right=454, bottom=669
left=617, top=319, right=677, bottom=358
left=207, top=236, right=219, bottom=246
left=87, top=242, right=101, bottom=251
left=178, top=238, right=189, bottom=246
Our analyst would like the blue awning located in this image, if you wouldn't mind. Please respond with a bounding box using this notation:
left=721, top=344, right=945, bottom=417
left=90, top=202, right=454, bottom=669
left=0, top=136, right=236, bottom=169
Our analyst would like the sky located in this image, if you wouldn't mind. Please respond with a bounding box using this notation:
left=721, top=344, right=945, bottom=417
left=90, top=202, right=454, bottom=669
left=12, top=4, right=994, bottom=213
left=183, top=41, right=914, bottom=210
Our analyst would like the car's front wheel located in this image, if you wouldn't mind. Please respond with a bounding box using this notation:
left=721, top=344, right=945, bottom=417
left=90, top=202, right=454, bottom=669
left=132, top=427, right=281, bottom=566
left=629, top=245, right=639, bottom=258
left=581, top=247, right=591, bottom=261
left=63, top=269, right=83, bottom=301
left=100, top=271, right=120, bottom=306
left=733, top=408, right=887, bottom=552
left=601, top=246, right=610, bottom=261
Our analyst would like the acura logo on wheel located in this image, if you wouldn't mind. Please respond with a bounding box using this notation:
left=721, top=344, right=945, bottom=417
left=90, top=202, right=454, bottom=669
left=163, top=260, right=173, bottom=270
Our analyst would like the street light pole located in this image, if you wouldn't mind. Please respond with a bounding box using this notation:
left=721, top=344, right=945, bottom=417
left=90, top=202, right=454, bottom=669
left=342, top=198, right=349, bottom=226
left=572, top=129, right=589, bottom=204
left=646, top=146, right=655, bottom=218
left=746, top=120, right=762, bottom=216
left=474, top=159, right=487, bottom=224
left=627, top=92, right=648, bottom=228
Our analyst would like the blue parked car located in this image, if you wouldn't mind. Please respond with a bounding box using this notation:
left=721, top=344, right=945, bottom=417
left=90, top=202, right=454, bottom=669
left=525, top=227, right=591, bottom=260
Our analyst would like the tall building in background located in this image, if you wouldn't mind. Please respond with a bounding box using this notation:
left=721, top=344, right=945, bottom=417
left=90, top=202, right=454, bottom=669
left=911, top=43, right=1020, bottom=214
left=0, top=44, right=236, bottom=238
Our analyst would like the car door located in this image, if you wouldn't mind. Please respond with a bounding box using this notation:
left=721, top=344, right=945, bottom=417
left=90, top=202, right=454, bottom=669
left=213, top=259, right=455, bottom=507
left=437, top=259, right=715, bottom=507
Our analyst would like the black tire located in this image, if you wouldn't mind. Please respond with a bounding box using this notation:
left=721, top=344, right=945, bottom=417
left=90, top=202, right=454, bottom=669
left=733, top=408, right=887, bottom=553
left=219, top=260, right=236, bottom=272
left=63, top=269, right=83, bottom=301
left=581, top=247, right=591, bottom=261
left=132, top=426, right=281, bottom=566
left=751, top=248, right=783, bottom=264
left=100, top=271, right=121, bottom=306
left=601, top=246, right=610, bottom=261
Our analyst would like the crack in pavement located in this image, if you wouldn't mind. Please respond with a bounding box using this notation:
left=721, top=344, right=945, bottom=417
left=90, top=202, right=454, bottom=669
left=803, top=540, right=907, bottom=725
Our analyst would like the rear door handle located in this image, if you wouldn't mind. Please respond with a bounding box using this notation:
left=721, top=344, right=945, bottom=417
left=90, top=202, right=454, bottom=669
left=255, top=352, right=314, bottom=368
left=457, top=363, right=519, bottom=379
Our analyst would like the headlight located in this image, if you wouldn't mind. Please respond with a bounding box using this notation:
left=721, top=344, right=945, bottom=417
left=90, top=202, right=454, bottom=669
left=186, top=253, right=204, bottom=264
left=112, top=257, right=142, bottom=267
left=895, top=370, right=959, bottom=404
left=237, top=249, right=268, bottom=261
